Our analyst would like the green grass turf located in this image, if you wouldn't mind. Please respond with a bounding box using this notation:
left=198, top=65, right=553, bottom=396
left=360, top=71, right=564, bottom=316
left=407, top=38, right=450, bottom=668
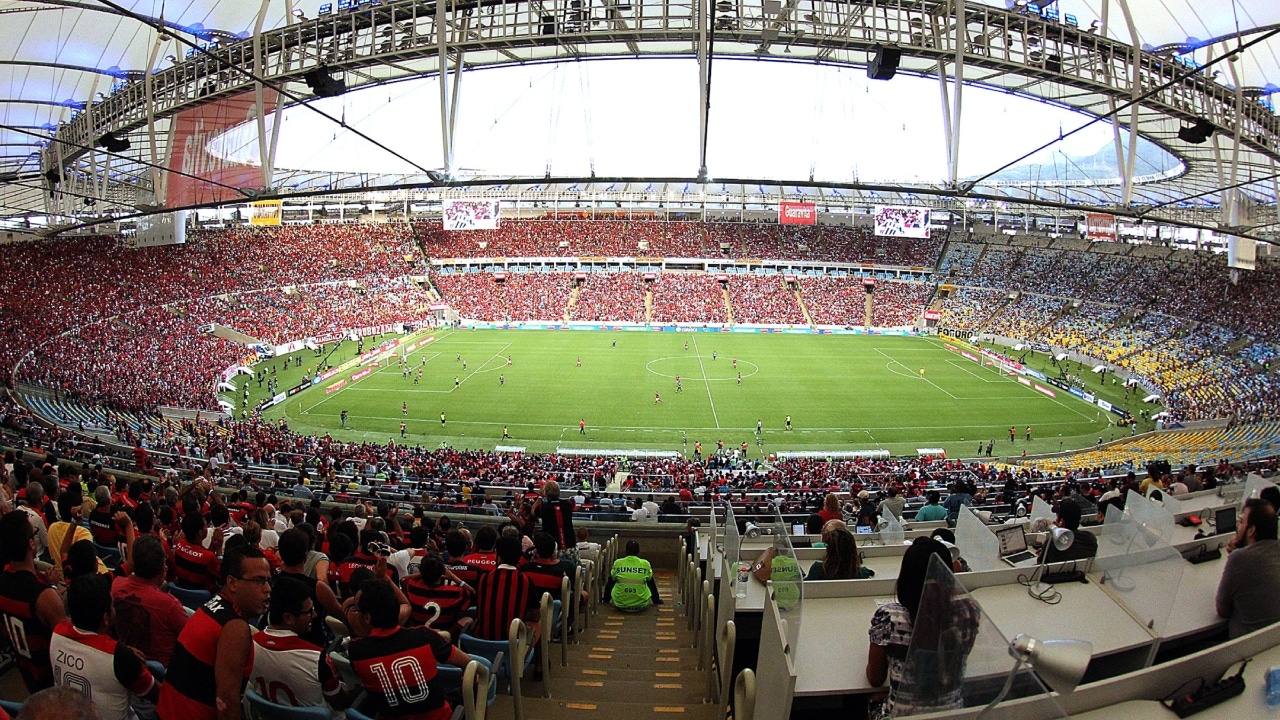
left=241, top=329, right=1160, bottom=460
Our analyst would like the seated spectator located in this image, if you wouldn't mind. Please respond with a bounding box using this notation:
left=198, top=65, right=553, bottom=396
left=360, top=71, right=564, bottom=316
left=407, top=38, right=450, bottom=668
left=173, top=512, right=222, bottom=592
left=401, top=554, right=475, bottom=637
left=806, top=528, right=873, bottom=580
left=250, top=575, right=348, bottom=709
left=52, top=574, right=158, bottom=720
left=275, top=528, right=342, bottom=646
left=347, top=580, right=472, bottom=720
left=607, top=540, right=662, bottom=612
left=111, top=534, right=189, bottom=665
left=0, top=509, right=68, bottom=693
left=913, top=491, right=947, bottom=522
left=1039, top=501, right=1098, bottom=564
left=866, top=537, right=980, bottom=720
left=474, top=535, right=540, bottom=641
left=575, top=527, right=601, bottom=565
left=818, top=493, right=843, bottom=525
left=16, top=686, right=103, bottom=720
left=1217, top=498, right=1280, bottom=638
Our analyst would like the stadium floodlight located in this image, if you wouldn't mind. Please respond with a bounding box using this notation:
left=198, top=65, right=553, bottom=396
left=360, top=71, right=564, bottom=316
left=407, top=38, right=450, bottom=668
left=292, top=8, right=305, bottom=18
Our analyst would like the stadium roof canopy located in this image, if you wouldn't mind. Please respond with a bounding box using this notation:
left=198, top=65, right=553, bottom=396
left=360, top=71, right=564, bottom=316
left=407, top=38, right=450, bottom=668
left=0, top=0, right=1277, bottom=238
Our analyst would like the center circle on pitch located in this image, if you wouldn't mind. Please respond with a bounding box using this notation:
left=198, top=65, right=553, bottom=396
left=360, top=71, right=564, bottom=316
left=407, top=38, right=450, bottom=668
left=645, top=356, right=759, bottom=381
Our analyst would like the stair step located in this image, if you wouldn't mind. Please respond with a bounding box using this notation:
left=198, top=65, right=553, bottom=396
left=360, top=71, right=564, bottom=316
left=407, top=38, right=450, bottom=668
left=544, top=677, right=705, bottom=705
left=492, top=697, right=721, bottom=720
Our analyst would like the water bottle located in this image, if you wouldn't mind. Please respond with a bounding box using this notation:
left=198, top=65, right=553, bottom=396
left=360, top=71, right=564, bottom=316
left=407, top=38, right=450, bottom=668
left=1267, top=666, right=1280, bottom=708
left=735, top=563, right=750, bottom=599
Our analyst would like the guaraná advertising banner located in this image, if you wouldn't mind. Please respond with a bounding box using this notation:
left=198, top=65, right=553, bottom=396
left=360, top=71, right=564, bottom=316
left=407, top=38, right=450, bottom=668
left=779, top=201, right=817, bottom=225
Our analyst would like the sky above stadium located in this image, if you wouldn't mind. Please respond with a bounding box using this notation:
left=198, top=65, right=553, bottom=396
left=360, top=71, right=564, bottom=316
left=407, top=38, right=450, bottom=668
left=215, top=58, right=1177, bottom=186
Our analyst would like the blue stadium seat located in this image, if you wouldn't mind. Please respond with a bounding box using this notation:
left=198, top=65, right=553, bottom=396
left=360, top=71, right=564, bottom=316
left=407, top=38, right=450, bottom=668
left=169, top=583, right=212, bottom=611
left=244, top=689, right=333, bottom=720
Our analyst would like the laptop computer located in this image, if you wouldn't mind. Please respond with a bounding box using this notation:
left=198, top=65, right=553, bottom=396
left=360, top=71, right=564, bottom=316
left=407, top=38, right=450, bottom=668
left=994, top=524, right=1039, bottom=566
left=1215, top=506, right=1238, bottom=537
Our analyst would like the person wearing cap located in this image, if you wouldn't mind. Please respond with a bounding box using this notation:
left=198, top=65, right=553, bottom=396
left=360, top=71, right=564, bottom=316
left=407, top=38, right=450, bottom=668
left=1039, top=501, right=1097, bottom=564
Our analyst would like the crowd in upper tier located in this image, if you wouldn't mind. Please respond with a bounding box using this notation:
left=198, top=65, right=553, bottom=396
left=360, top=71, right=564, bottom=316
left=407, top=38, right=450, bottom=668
left=0, top=220, right=1277, bottom=424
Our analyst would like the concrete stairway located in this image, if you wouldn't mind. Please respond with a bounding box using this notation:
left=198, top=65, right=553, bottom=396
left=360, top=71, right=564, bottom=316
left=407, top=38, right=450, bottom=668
left=486, top=572, right=721, bottom=720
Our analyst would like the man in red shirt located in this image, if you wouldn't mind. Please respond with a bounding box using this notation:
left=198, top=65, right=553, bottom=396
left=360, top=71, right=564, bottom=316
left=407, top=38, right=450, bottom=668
left=459, top=525, right=499, bottom=584
left=157, top=546, right=272, bottom=720
left=111, top=534, right=189, bottom=664
left=348, top=581, right=471, bottom=720
left=173, top=512, right=223, bottom=592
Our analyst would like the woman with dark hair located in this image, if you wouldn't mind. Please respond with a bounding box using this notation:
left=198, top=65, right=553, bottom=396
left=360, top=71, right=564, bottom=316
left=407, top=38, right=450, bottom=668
left=806, top=529, right=873, bottom=580
left=866, top=537, right=981, bottom=720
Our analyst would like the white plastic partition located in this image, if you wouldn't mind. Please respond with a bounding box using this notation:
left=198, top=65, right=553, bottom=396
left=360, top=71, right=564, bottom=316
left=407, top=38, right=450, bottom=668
left=956, top=505, right=1002, bottom=572
left=1093, top=503, right=1183, bottom=637
left=1031, top=495, right=1055, bottom=522
left=752, top=585, right=797, bottom=720
left=769, top=506, right=804, bottom=655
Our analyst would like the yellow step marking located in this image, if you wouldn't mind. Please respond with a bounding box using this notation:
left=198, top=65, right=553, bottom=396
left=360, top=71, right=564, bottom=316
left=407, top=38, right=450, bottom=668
left=656, top=657, right=680, bottom=662
left=658, top=608, right=674, bottom=613
left=654, top=683, right=684, bottom=689
left=566, top=703, right=597, bottom=710
left=576, top=681, right=605, bottom=687
left=658, top=649, right=680, bottom=654
left=591, top=647, right=615, bottom=652
left=654, top=672, right=682, bottom=678
left=605, top=621, right=623, bottom=626
left=582, top=670, right=608, bottom=676
left=588, top=654, right=613, bottom=660
left=654, top=707, right=686, bottom=713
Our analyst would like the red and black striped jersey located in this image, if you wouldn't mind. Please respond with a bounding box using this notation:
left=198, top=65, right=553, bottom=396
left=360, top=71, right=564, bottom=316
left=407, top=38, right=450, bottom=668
left=521, top=559, right=572, bottom=599
left=347, top=626, right=455, bottom=720
left=0, top=568, right=58, bottom=692
left=250, top=628, right=341, bottom=708
left=401, top=577, right=474, bottom=631
left=51, top=622, right=155, bottom=720
left=172, top=537, right=220, bottom=592
left=156, top=595, right=252, bottom=720
left=474, top=566, right=537, bottom=641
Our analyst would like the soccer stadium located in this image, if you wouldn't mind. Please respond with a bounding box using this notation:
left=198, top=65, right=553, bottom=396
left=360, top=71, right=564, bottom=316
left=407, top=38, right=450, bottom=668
left=2, top=1, right=1280, bottom=719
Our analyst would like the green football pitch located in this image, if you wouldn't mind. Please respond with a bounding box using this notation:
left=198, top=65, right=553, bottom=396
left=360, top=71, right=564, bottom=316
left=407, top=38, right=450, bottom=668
left=248, top=329, right=1147, bottom=460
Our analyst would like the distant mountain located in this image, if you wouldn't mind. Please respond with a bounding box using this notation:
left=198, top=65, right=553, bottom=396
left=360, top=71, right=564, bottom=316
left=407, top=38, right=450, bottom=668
left=970, top=135, right=1175, bottom=184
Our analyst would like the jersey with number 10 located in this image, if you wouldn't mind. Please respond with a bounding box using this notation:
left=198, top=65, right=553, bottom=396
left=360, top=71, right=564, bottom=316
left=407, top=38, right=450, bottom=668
left=347, top=626, right=455, bottom=720
left=0, top=568, right=56, bottom=692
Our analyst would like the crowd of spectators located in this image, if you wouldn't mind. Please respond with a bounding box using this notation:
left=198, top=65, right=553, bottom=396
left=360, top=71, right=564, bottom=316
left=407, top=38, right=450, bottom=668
left=570, top=273, right=647, bottom=322
left=726, top=276, right=807, bottom=325
left=430, top=272, right=573, bottom=322
left=418, top=219, right=945, bottom=265
left=649, top=274, right=728, bottom=324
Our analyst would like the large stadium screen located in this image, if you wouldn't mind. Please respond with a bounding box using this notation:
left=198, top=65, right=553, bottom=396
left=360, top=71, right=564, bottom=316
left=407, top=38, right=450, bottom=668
left=1228, top=235, right=1256, bottom=271
left=442, top=199, right=501, bottom=231
left=167, top=89, right=279, bottom=207
left=1084, top=212, right=1117, bottom=241
left=873, top=206, right=931, bottom=238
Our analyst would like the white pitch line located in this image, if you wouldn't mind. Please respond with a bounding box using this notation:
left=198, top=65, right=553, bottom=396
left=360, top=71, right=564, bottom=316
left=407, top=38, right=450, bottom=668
left=690, top=335, right=721, bottom=429
left=873, top=347, right=957, bottom=400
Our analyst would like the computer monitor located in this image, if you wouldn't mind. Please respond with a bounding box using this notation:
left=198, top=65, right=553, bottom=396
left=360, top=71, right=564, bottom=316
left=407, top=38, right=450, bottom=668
left=792, top=523, right=805, bottom=536
left=856, top=525, right=873, bottom=534
left=1216, top=506, right=1238, bottom=537
left=994, top=525, right=1028, bottom=556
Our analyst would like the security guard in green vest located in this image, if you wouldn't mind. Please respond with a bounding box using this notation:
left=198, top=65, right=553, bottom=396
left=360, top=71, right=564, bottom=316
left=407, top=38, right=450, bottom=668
left=607, top=540, right=663, bottom=612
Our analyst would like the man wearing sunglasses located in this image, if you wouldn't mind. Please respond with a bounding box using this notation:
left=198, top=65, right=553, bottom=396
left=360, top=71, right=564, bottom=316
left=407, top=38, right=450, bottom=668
left=250, top=576, right=349, bottom=709
left=157, top=546, right=272, bottom=720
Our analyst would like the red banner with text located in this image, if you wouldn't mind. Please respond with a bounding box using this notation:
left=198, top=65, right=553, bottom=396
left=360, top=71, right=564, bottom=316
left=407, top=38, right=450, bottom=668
left=167, top=89, right=279, bottom=207
left=779, top=202, right=817, bottom=225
